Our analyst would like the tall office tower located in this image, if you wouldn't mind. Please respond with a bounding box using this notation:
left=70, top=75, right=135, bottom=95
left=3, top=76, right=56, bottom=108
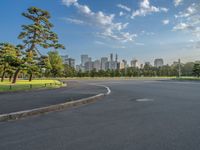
left=154, top=58, right=164, bottom=67
left=120, top=59, right=127, bottom=69
left=93, top=60, right=101, bottom=71
left=61, top=55, right=69, bottom=64
left=115, top=54, right=118, bottom=62
left=110, top=53, right=113, bottom=62
left=131, top=59, right=140, bottom=68
left=65, top=58, right=75, bottom=68
left=101, top=57, right=108, bottom=71
left=81, top=55, right=89, bottom=66
left=85, top=61, right=93, bottom=72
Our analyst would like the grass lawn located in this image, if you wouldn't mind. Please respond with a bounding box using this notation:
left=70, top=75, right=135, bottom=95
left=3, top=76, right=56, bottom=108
left=174, top=77, right=200, bottom=81
left=0, top=79, right=65, bottom=92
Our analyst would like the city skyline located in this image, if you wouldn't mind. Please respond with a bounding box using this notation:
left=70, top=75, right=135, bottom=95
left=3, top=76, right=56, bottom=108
left=0, top=0, right=200, bottom=64
left=62, top=53, right=168, bottom=71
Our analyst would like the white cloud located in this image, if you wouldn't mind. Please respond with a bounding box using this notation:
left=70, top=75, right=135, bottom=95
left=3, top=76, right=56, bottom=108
left=162, top=19, right=170, bottom=25
left=174, top=0, right=183, bottom=7
left=140, top=30, right=155, bottom=36
left=135, top=42, right=145, bottom=46
left=117, top=4, right=131, bottom=12
left=119, top=11, right=124, bottom=17
left=63, top=18, right=85, bottom=24
left=131, top=0, right=168, bottom=18
left=62, top=0, right=136, bottom=42
left=173, top=3, right=200, bottom=37
left=173, top=23, right=192, bottom=30
left=62, top=0, right=77, bottom=6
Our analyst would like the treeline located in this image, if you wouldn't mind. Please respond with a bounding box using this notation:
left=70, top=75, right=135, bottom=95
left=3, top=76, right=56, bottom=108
left=75, top=62, right=200, bottom=78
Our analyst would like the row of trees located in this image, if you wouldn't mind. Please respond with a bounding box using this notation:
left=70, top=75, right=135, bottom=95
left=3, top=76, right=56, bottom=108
left=74, top=62, right=200, bottom=78
left=0, top=7, right=65, bottom=83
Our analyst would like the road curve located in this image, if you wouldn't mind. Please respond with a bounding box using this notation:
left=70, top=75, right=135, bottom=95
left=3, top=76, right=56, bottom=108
left=0, top=81, right=107, bottom=114
left=0, top=79, right=200, bottom=150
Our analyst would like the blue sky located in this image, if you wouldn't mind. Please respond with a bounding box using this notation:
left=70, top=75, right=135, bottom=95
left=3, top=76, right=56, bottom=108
left=0, top=0, right=199, bottom=65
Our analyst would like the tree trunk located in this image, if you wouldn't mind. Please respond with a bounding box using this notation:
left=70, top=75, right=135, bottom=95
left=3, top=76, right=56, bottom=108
left=1, top=71, right=6, bottom=82
left=1, top=67, right=6, bottom=82
left=9, top=74, right=13, bottom=82
left=12, top=68, right=20, bottom=84
left=29, top=73, right=33, bottom=82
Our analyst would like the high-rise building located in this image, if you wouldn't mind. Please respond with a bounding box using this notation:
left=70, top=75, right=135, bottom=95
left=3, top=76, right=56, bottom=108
left=131, top=59, right=140, bottom=68
left=93, top=60, right=101, bottom=71
left=62, top=55, right=75, bottom=68
left=81, top=55, right=89, bottom=66
left=120, top=60, right=127, bottom=69
left=154, top=58, right=164, bottom=67
left=61, top=55, right=69, bottom=64
left=65, top=58, right=75, bottom=68
left=145, top=62, right=151, bottom=66
left=110, top=53, right=113, bottom=62
left=101, top=57, right=108, bottom=71
left=115, top=54, right=118, bottom=62
left=85, top=61, right=93, bottom=72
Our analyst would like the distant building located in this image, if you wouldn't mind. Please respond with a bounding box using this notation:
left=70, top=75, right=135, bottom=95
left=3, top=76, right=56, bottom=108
left=131, top=59, right=140, bottom=68
left=93, top=60, right=101, bottom=71
left=61, top=55, right=69, bottom=63
left=81, top=55, right=89, bottom=66
left=110, top=53, right=113, bottom=62
left=101, top=57, right=108, bottom=71
left=120, top=59, right=127, bottom=69
left=145, top=62, right=151, bottom=66
left=85, top=58, right=93, bottom=72
left=62, top=55, right=75, bottom=68
left=154, top=58, right=164, bottom=67
left=66, top=58, right=75, bottom=68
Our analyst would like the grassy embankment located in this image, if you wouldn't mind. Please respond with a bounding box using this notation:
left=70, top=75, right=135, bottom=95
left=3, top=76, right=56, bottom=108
left=0, top=79, right=65, bottom=92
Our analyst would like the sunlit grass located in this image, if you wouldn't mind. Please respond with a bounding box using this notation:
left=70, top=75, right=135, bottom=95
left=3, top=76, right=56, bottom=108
left=0, top=79, right=65, bottom=92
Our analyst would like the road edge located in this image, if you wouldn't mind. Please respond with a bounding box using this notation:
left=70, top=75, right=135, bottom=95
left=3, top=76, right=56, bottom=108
left=0, top=85, right=111, bottom=122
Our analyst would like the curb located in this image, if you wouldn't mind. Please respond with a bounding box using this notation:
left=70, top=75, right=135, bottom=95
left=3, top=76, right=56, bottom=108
left=0, top=93, right=105, bottom=122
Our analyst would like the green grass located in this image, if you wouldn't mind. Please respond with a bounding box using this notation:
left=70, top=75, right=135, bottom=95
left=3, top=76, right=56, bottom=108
left=174, top=77, right=200, bottom=81
left=0, top=79, right=65, bottom=92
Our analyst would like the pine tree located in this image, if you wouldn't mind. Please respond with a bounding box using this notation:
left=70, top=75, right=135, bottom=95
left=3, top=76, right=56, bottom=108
left=13, top=7, right=65, bottom=83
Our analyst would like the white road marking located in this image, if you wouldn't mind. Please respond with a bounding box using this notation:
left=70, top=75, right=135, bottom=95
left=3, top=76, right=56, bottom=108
left=136, top=98, right=154, bottom=102
left=88, top=83, right=111, bottom=95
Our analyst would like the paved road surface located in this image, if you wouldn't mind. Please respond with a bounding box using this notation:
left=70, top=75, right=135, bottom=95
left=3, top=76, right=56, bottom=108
left=0, top=81, right=106, bottom=114
left=0, top=79, right=200, bottom=150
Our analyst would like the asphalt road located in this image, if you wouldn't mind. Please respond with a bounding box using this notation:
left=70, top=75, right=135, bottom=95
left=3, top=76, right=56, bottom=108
left=0, top=81, right=107, bottom=114
left=1, top=79, right=200, bottom=150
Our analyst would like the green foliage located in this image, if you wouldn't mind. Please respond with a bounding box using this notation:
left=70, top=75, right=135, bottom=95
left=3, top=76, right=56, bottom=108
left=0, top=43, right=22, bottom=82
left=48, top=51, right=64, bottom=77
left=193, top=63, right=200, bottom=77
left=18, top=7, right=65, bottom=53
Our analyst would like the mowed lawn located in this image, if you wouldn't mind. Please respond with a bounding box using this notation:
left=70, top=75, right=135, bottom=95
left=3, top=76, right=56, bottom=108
left=0, top=79, right=64, bottom=92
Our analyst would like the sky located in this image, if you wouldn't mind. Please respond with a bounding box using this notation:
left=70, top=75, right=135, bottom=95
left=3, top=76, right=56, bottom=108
left=0, top=0, right=200, bottom=65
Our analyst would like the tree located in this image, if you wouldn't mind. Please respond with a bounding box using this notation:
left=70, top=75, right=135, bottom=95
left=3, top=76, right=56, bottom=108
left=193, top=63, right=200, bottom=77
left=48, top=51, right=64, bottom=77
left=14, top=7, right=65, bottom=83
left=0, top=43, right=21, bottom=82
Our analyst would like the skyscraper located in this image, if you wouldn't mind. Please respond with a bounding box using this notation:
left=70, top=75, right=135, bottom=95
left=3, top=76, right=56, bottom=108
left=154, top=59, right=164, bottom=67
left=81, top=55, right=89, bottom=66
left=93, top=60, right=101, bottom=71
left=110, top=53, right=113, bottom=62
left=131, top=59, right=140, bottom=68
left=101, top=57, right=108, bottom=71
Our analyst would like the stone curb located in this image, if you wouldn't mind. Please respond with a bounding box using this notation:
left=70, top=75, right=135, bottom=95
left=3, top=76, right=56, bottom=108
left=0, top=93, right=105, bottom=122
